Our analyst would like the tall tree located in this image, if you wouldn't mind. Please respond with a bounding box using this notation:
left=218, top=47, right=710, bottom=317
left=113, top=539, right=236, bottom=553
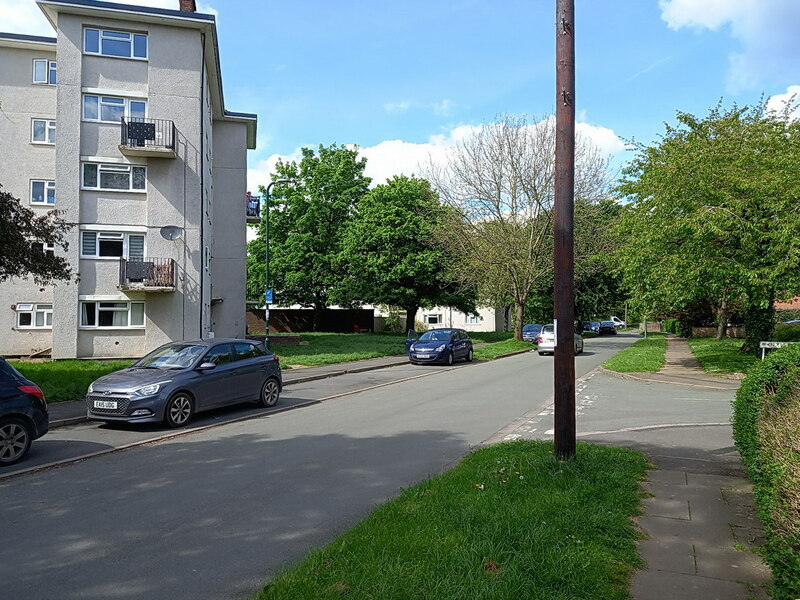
left=334, top=175, right=475, bottom=328
left=428, top=115, right=611, bottom=339
left=613, top=102, right=800, bottom=348
left=0, top=184, right=73, bottom=284
left=246, top=144, right=371, bottom=330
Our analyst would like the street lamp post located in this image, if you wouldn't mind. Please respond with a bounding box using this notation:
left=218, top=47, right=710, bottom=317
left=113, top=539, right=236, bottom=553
left=263, top=179, right=291, bottom=348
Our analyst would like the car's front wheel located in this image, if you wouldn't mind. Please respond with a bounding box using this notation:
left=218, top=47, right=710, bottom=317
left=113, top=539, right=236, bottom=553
left=259, top=377, right=280, bottom=407
left=164, top=392, right=194, bottom=428
left=0, top=418, right=32, bottom=466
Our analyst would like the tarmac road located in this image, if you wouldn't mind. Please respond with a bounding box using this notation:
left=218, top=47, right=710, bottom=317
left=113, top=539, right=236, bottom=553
left=0, top=333, right=637, bottom=600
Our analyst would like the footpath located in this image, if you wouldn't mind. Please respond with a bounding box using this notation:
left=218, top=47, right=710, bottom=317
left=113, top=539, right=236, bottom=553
left=493, top=336, right=771, bottom=600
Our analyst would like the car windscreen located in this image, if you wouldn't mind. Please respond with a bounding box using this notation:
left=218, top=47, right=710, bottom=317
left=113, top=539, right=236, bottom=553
left=601, top=321, right=614, bottom=326
left=418, top=330, right=453, bottom=342
left=523, top=325, right=541, bottom=332
left=133, top=344, right=206, bottom=369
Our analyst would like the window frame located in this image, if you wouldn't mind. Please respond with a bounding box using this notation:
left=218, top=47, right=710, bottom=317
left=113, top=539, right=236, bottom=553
left=465, top=314, right=483, bottom=325
left=82, top=94, right=147, bottom=123
left=81, top=162, right=146, bottom=192
left=80, top=301, right=145, bottom=329
left=80, top=231, right=146, bottom=260
left=30, top=180, right=56, bottom=205
left=16, top=303, right=53, bottom=329
left=32, top=59, right=57, bottom=85
left=423, top=314, right=442, bottom=325
left=83, top=28, right=148, bottom=60
left=31, top=119, right=56, bottom=144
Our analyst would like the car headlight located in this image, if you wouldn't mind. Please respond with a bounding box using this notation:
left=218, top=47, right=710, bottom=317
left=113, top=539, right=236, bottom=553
left=132, top=381, right=172, bottom=397
left=435, top=344, right=446, bottom=352
left=87, top=382, right=94, bottom=393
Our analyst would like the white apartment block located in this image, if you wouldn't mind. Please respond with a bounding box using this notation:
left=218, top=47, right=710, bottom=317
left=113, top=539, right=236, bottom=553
left=0, top=0, right=257, bottom=359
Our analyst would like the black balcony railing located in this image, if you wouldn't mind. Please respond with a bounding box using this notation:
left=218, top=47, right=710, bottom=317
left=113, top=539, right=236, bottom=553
left=120, top=117, right=175, bottom=152
left=119, top=257, right=176, bottom=290
left=246, top=195, right=261, bottom=220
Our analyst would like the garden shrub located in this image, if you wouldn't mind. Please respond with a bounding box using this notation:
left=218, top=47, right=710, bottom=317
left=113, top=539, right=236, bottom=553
left=733, top=343, right=800, bottom=598
left=663, top=318, right=679, bottom=334
left=773, top=324, right=800, bottom=342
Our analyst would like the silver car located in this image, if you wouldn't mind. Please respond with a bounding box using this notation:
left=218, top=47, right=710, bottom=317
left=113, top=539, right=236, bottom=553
left=86, top=339, right=282, bottom=427
left=535, top=324, right=584, bottom=356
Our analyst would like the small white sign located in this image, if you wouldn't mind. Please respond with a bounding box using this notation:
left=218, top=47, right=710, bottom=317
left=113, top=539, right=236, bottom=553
left=760, top=341, right=793, bottom=349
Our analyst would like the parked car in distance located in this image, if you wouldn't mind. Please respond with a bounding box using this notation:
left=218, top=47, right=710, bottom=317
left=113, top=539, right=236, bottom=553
left=522, top=324, right=544, bottom=342
left=609, top=316, right=626, bottom=329
left=0, top=357, right=49, bottom=466
left=581, top=321, right=600, bottom=334
left=406, top=328, right=473, bottom=365
left=86, top=339, right=282, bottom=428
left=535, top=324, right=584, bottom=356
left=599, top=321, right=618, bottom=335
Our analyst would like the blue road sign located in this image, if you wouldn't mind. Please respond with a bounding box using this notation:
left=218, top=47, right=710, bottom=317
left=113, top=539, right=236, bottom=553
left=265, top=289, right=273, bottom=304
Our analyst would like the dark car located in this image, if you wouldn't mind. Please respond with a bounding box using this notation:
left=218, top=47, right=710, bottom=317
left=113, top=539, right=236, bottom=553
left=0, top=357, right=49, bottom=466
left=598, top=321, right=618, bottom=335
left=86, top=339, right=282, bottom=427
left=522, top=324, right=543, bottom=342
left=406, top=328, right=473, bottom=365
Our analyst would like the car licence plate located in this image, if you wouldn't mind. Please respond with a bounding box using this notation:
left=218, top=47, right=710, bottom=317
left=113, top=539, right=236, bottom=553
left=415, top=354, right=430, bottom=359
left=94, top=400, right=117, bottom=409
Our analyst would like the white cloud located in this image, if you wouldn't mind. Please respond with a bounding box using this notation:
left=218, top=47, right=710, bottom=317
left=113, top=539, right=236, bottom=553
left=248, top=118, right=625, bottom=192
left=432, top=99, right=455, bottom=117
left=766, top=85, right=800, bottom=120
left=384, top=101, right=411, bottom=113
left=659, top=0, right=800, bottom=92
left=1, top=0, right=217, bottom=36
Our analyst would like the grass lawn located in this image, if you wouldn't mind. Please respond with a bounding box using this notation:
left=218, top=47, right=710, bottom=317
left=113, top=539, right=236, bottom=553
left=474, top=338, right=532, bottom=360
left=253, top=440, right=649, bottom=600
left=603, top=334, right=666, bottom=373
left=10, top=359, right=132, bottom=403
left=686, top=337, right=757, bottom=375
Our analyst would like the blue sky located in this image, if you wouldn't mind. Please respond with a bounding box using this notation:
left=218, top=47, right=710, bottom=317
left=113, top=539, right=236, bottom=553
left=6, top=0, right=800, bottom=188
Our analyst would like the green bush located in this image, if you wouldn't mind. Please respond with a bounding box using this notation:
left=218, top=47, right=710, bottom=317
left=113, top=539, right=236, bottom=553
left=773, top=324, right=800, bottom=342
left=733, top=343, right=800, bottom=598
left=663, top=318, right=679, bottom=334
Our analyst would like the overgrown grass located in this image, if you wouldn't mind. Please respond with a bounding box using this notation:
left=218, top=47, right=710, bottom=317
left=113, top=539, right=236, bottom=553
left=474, top=338, right=532, bottom=360
left=686, top=337, right=757, bottom=375
left=253, top=440, right=649, bottom=600
left=10, top=360, right=132, bottom=403
left=469, top=331, right=515, bottom=344
left=602, top=334, right=666, bottom=373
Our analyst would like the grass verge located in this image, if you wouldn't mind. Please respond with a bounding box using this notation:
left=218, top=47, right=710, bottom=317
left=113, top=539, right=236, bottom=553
left=474, top=338, right=532, bottom=360
left=254, top=440, right=649, bottom=600
left=686, top=337, right=757, bottom=376
left=602, top=334, right=666, bottom=373
left=271, top=332, right=407, bottom=367
left=10, top=360, right=132, bottom=403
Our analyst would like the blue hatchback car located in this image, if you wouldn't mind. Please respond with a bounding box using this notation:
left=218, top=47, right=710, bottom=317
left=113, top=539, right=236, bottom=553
left=522, top=324, right=543, bottom=342
left=406, top=328, right=474, bottom=365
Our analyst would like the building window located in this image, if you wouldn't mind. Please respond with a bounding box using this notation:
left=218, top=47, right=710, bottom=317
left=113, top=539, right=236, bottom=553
left=82, top=163, right=146, bottom=191
left=81, top=231, right=145, bottom=259
left=30, top=180, right=56, bottom=205
left=84, top=28, right=148, bottom=59
left=32, top=59, right=57, bottom=84
left=16, top=303, right=53, bottom=329
left=81, top=301, right=145, bottom=328
left=465, top=314, right=483, bottom=325
left=32, top=119, right=56, bottom=144
left=31, top=241, right=55, bottom=257
left=424, top=314, right=442, bottom=325
left=83, top=95, right=147, bottom=122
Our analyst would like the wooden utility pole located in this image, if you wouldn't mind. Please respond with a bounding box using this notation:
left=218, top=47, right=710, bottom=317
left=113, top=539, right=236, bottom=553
left=553, top=0, right=576, bottom=460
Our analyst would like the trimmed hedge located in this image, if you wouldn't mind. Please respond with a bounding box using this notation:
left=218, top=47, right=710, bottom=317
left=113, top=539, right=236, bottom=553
left=733, top=343, right=800, bottom=599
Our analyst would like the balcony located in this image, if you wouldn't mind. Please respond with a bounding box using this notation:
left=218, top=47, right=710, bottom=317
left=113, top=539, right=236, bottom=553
left=246, top=193, right=261, bottom=224
left=119, top=257, right=176, bottom=292
left=119, top=117, right=176, bottom=158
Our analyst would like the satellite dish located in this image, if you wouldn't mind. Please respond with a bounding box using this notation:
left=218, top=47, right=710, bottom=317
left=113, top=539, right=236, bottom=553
left=160, top=226, right=183, bottom=241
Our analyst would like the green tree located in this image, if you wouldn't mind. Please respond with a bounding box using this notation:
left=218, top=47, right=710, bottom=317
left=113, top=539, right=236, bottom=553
left=246, top=144, right=371, bottom=330
left=613, top=102, right=800, bottom=348
left=0, top=184, right=73, bottom=284
left=334, top=175, right=475, bottom=328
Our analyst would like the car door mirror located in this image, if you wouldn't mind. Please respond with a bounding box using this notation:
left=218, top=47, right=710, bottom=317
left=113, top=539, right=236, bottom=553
left=406, top=329, right=418, bottom=341
left=197, top=362, right=216, bottom=371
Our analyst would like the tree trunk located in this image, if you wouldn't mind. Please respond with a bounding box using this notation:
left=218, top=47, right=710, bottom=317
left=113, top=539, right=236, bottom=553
left=514, top=300, right=525, bottom=340
left=715, top=300, right=728, bottom=341
left=312, top=302, right=325, bottom=332
left=404, top=304, right=419, bottom=335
